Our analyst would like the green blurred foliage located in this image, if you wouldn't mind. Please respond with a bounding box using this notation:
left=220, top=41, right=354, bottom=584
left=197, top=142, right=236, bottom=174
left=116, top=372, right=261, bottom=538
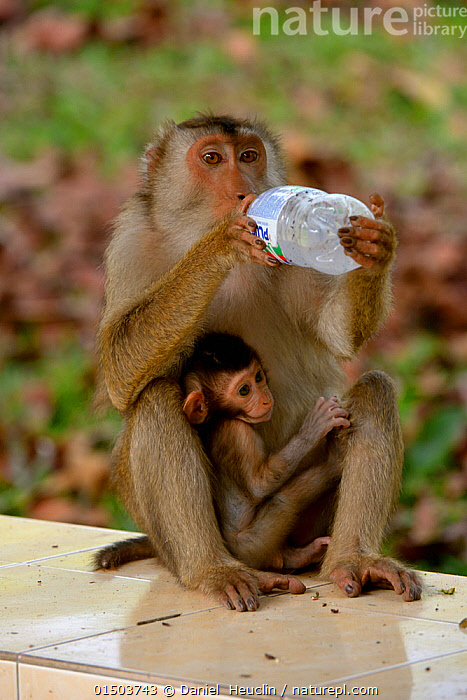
left=0, top=0, right=465, bottom=571
left=404, top=407, right=464, bottom=499
left=30, top=0, right=136, bottom=19
left=2, top=1, right=466, bottom=189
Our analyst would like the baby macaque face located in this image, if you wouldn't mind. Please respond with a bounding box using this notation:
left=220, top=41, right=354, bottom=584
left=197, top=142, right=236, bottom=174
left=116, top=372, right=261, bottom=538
left=223, top=360, right=274, bottom=424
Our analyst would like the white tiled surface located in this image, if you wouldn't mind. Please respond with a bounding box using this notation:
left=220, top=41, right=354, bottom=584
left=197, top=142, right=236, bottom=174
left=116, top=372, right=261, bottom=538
left=0, top=659, right=17, bottom=699
left=1, top=515, right=466, bottom=699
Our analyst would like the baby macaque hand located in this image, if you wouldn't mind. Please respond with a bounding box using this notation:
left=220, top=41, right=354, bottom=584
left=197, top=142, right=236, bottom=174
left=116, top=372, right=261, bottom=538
left=300, top=396, right=350, bottom=445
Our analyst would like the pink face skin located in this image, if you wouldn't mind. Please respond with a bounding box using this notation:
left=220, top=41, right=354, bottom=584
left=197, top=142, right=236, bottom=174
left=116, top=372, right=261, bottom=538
left=186, top=133, right=268, bottom=219
left=224, top=360, right=274, bottom=424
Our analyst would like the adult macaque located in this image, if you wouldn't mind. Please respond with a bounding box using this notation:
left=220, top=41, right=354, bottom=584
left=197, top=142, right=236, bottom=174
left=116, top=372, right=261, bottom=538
left=95, top=114, right=422, bottom=611
left=182, top=332, right=348, bottom=570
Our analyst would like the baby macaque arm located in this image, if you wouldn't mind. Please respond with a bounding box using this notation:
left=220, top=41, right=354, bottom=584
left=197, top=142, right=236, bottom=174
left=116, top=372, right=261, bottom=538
left=255, top=396, right=350, bottom=500
left=212, top=397, right=350, bottom=503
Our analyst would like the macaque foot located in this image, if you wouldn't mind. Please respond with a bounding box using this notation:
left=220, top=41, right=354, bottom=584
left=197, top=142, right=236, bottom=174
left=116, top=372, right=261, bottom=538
left=281, top=536, right=331, bottom=569
left=209, top=568, right=306, bottom=612
left=329, top=556, right=422, bottom=602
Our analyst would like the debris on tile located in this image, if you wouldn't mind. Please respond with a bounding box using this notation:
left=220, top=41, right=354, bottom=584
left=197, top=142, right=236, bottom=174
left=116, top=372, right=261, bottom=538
left=137, top=613, right=181, bottom=626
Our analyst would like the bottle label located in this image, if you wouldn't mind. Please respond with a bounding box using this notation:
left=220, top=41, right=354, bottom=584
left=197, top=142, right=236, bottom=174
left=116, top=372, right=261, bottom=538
left=248, top=186, right=323, bottom=263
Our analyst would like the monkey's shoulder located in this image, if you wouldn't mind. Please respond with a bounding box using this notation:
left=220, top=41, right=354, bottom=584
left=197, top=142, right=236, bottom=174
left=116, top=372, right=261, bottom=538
left=206, top=418, right=261, bottom=462
left=207, top=416, right=254, bottom=441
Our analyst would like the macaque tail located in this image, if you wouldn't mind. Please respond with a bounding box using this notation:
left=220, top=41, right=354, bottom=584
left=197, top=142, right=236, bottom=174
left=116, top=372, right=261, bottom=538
left=93, top=535, right=154, bottom=570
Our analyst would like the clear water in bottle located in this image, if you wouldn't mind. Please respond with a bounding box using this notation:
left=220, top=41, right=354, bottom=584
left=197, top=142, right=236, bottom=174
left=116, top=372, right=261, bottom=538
left=248, top=186, right=375, bottom=275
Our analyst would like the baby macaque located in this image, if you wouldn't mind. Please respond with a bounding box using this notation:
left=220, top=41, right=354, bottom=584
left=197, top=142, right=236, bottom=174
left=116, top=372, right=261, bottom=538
left=182, top=333, right=351, bottom=571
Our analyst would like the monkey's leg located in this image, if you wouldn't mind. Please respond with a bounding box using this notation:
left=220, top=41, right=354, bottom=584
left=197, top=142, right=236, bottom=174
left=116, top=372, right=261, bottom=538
left=230, top=460, right=338, bottom=570
left=110, top=378, right=306, bottom=611
left=321, top=370, right=422, bottom=601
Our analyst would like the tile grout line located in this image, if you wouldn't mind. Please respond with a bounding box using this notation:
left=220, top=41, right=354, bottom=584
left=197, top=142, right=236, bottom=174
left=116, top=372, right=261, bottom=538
left=15, top=656, right=20, bottom=700
left=317, top=602, right=463, bottom=626
left=15, top=648, right=467, bottom=695
left=13, top=587, right=327, bottom=659
left=16, top=544, right=127, bottom=565
left=5, top=556, right=334, bottom=587
left=16, top=602, right=225, bottom=657
left=15, top=597, right=464, bottom=664
left=312, top=648, right=467, bottom=689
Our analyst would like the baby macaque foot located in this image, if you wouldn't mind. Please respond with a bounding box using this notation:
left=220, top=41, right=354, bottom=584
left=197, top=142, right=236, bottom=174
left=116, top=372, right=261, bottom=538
left=281, top=536, right=331, bottom=569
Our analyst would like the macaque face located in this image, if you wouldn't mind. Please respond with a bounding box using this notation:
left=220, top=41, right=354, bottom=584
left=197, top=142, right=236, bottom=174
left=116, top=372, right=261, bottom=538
left=186, top=133, right=268, bottom=218
left=223, top=360, right=274, bottom=424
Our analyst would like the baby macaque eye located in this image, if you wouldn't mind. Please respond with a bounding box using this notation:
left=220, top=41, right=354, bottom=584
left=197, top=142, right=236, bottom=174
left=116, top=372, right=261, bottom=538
left=255, top=370, right=263, bottom=383
left=239, top=384, right=251, bottom=397
left=202, top=151, right=222, bottom=165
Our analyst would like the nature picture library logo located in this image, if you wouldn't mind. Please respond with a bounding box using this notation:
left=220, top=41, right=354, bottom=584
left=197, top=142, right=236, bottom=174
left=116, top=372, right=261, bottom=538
left=252, top=2, right=467, bottom=39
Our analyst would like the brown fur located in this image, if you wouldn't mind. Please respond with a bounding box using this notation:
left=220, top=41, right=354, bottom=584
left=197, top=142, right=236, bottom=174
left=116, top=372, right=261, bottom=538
left=180, top=334, right=348, bottom=570
left=94, top=115, right=422, bottom=609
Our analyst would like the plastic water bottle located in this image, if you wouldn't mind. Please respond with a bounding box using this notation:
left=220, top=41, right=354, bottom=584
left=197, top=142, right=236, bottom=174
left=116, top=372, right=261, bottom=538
left=248, top=186, right=375, bottom=275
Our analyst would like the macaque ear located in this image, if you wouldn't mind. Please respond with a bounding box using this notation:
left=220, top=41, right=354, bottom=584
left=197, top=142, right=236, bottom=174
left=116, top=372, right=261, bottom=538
left=183, top=391, right=208, bottom=425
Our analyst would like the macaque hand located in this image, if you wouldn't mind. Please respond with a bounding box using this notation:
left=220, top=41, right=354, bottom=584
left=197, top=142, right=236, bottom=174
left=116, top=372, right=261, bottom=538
left=224, top=194, right=280, bottom=268
left=330, top=556, right=422, bottom=602
left=300, top=396, right=350, bottom=445
left=338, top=193, right=397, bottom=271
left=213, top=567, right=306, bottom=612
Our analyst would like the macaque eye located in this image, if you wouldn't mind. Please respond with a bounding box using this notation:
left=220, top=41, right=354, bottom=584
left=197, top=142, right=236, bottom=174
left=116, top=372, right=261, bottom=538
left=202, top=151, right=222, bottom=165
left=241, top=149, right=259, bottom=163
left=238, top=384, right=251, bottom=397
left=255, top=370, right=263, bottom=383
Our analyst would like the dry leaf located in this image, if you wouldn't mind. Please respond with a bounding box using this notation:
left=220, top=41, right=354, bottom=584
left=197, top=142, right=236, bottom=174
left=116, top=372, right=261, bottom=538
left=18, top=9, right=88, bottom=53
